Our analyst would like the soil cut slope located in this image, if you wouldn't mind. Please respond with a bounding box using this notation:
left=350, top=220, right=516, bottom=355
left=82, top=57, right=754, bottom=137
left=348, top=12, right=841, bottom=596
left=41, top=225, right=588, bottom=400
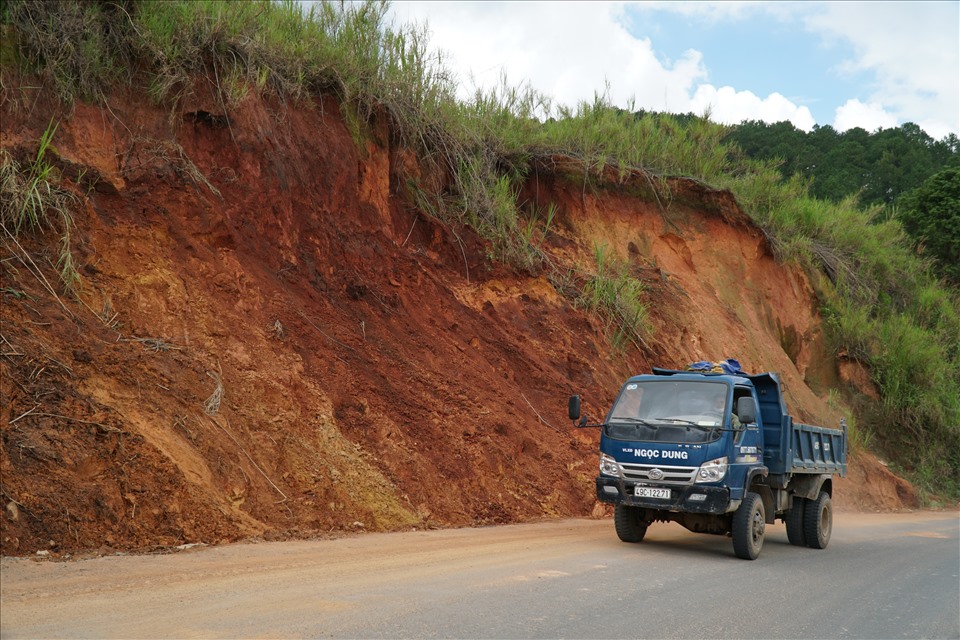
left=0, top=86, right=916, bottom=557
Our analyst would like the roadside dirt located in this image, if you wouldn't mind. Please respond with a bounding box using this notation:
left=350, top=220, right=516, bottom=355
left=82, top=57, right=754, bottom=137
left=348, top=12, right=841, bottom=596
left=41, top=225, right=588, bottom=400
left=0, top=82, right=921, bottom=558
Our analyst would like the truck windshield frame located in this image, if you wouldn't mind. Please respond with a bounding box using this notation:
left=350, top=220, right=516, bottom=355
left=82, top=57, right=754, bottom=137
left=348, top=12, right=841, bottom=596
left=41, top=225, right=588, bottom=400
left=605, top=379, right=728, bottom=444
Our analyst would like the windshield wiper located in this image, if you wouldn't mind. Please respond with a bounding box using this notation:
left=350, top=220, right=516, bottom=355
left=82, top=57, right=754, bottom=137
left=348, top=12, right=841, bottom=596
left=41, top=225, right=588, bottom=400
left=652, top=416, right=713, bottom=427
left=609, top=417, right=658, bottom=427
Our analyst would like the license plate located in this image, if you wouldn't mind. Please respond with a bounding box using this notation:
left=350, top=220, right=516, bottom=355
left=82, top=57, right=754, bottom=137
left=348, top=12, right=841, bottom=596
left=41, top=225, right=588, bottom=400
left=635, top=486, right=671, bottom=499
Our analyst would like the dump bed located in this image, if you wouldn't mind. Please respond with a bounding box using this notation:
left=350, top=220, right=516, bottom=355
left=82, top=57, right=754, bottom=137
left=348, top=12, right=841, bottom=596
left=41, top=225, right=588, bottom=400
left=649, top=368, right=847, bottom=477
left=749, top=372, right=847, bottom=476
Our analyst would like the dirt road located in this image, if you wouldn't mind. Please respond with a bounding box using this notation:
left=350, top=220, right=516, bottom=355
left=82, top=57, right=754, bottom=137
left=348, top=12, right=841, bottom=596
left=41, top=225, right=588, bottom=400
left=2, top=511, right=957, bottom=639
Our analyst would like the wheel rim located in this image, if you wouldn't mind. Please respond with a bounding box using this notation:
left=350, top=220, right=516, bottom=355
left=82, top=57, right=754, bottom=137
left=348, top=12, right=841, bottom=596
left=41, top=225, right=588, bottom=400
left=752, top=509, right=764, bottom=545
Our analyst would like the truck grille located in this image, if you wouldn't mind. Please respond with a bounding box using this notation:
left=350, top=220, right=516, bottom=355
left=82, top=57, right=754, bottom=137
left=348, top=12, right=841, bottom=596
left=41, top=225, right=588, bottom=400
left=620, top=462, right=698, bottom=485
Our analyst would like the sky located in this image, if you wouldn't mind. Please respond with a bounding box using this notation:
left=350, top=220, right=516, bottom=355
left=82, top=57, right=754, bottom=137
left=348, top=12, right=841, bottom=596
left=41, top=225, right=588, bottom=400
left=384, top=1, right=960, bottom=140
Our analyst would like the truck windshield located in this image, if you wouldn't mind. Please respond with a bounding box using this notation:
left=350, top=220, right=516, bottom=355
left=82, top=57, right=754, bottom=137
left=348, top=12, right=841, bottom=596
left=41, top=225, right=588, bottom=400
left=606, top=380, right=728, bottom=443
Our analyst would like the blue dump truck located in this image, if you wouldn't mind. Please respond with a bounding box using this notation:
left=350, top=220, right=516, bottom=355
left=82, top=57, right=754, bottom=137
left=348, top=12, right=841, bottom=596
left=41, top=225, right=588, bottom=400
left=569, top=365, right=847, bottom=559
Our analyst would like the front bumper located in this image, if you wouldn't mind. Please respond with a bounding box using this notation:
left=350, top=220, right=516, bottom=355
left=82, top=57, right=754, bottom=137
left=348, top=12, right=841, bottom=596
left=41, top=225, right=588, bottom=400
left=595, top=476, right=730, bottom=514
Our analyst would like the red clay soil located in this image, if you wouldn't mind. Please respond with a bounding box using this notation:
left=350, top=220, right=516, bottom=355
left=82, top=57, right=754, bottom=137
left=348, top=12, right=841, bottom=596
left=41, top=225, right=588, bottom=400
left=0, top=82, right=920, bottom=557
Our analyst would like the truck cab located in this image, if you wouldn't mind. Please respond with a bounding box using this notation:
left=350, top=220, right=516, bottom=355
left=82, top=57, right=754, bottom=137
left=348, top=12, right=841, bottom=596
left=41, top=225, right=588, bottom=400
left=570, top=367, right=846, bottom=559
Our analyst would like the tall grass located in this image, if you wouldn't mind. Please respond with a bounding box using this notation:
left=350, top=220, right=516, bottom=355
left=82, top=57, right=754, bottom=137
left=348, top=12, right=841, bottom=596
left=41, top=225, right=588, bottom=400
left=576, top=243, right=649, bottom=353
left=3, top=0, right=125, bottom=103
left=3, top=0, right=958, bottom=497
left=0, top=118, right=79, bottom=291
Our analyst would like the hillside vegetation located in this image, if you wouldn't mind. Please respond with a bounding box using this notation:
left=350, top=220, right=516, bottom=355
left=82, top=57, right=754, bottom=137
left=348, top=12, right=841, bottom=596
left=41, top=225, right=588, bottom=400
left=2, top=0, right=958, bottom=501
left=725, top=120, right=960, bottom=283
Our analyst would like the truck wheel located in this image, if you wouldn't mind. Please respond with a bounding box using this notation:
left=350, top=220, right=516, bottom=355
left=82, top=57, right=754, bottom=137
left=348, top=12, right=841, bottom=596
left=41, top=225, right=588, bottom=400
left=614, top=504, right=647, bottom=543
left=785, top=498, right=807, bottom=547
left=732, top=492, right=765, bottom=560
left=803, top=491, right=832, bottom=549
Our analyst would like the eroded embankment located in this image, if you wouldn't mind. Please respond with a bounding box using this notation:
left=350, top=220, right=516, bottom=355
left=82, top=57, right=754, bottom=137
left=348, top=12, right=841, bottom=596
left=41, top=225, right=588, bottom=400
left=0, top=85, right=915, bottom=557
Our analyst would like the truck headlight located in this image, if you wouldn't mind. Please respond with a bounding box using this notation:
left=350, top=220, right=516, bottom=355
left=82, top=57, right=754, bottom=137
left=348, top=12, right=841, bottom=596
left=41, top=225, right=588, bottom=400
left=600, top=453, right=621, bottom=477
left=695, top=457, right=727, bottom=483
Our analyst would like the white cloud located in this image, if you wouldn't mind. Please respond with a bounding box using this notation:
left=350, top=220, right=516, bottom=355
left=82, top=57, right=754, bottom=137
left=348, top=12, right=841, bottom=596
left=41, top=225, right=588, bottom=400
left=384, top=1, right=958, bottom=137
left=691, top=85, right=817, bottom=130
left=387, top=1, right=707, bottom=113
left=833, top=99, right=899, bottom=133
left=803, top=2, right=959, bottom=137
left=387, top=1, right=811, bottom=128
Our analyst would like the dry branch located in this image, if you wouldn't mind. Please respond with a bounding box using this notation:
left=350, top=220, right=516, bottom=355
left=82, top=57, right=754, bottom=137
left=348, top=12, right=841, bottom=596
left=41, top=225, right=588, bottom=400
left=520, top=392, right=561, bottom=433
left=11, top=409, right=125, bottom=433
left=295, top=309, right=355, bottom=353
left=126, top=336, right=182, bottom=352
left=202, top=369, right=223, bottom=416
left=210, top=417, right=288, bottom=504
left=1, top=223, right=73, bottom=318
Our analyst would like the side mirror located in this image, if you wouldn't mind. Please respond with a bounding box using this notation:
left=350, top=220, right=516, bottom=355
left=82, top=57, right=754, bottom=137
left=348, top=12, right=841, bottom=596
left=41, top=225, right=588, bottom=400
left=568, top=395, right=581, bottom=421
left=736, top=397, right=757, bottom=425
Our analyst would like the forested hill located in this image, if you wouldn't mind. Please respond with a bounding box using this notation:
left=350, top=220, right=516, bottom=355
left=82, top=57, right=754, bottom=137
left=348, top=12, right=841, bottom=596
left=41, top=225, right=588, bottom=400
left=725, top=120, right=958, bottom=208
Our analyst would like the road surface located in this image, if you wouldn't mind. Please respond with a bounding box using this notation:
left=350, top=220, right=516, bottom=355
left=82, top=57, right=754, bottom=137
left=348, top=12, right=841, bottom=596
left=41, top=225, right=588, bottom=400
left=1, top=511, right=957, bottom=639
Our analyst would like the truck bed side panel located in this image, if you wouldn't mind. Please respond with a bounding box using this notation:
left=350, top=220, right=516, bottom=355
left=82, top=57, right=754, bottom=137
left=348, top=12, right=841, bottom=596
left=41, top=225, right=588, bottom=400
left=792, top=422, right=847, bottom=475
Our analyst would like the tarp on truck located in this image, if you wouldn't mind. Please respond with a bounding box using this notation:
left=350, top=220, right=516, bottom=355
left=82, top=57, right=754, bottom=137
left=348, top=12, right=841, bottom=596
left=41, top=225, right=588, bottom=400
left=685, top=359, right=747, bottom=375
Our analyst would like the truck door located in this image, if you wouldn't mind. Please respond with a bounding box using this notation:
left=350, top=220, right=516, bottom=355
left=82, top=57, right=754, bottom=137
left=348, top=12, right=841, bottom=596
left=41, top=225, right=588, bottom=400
left=729, top=386, right=762, bottom=500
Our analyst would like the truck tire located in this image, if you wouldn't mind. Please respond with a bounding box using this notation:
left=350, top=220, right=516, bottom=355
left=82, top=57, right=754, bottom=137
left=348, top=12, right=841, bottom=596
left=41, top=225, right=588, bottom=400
left=785, top=498, right=807, bottom=547
left=803, top=491, right=832, bottom=549
left=614, top=504, right=647, bottom=543
left=732, top=492, right=765, bottom=560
